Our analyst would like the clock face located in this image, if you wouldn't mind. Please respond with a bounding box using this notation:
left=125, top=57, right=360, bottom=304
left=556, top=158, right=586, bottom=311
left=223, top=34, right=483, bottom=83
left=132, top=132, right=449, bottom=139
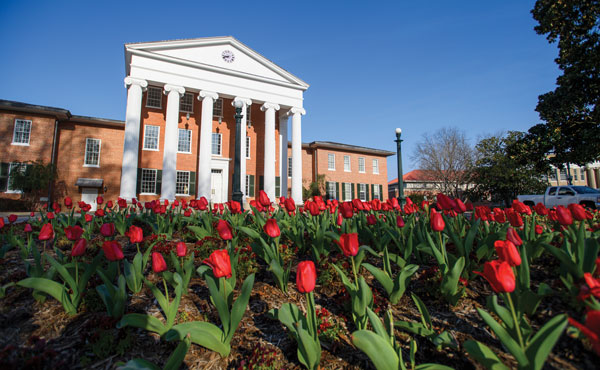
left=222, top=50, right=235, bottom=63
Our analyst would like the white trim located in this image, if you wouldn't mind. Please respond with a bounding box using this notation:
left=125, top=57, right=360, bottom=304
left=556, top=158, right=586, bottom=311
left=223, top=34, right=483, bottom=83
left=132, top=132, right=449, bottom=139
left=177, top=128, right=192, bottom=154
left=328, top=153, right=335, bottom=171
left=344, top=182, right=352, bottom=201
left=83, top=138, right=101, bottom=167
left=212, top=132, right=222, bottom=156
left=175, top=170, right=191, bottom=196
left=143, top=125, right=160, bottom=151
left=344, top=155, right=351, bottom=172
left=359, top=183, right=367, bottom=201
left=358, top=157, right=366, bottom=173
left=210, top=157, right=230, bottom=203
left=145, top=86, right=163, bottom=109
left=5, top=162, right=23, bottom=194
left=12, top=119, right=31, bottom=146
left=372, top=159, right=379, bottom=174
left=179, top=92, right=194, bottom=113
left=140, top=168, right=158, bottom=195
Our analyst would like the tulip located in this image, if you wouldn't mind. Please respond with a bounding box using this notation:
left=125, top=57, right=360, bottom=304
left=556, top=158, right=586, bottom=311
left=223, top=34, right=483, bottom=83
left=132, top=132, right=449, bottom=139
left=96, top=196, right=104, bottom=205
left=336, top=212, right=343, bottom=226
left=8, top=214, right=17, bottom=223
left=0, top=217, right=4, bottom=229
left=568, top=310, right=600, bottom=355
left=95, top=209, right=105, bottom=217
left=336, top=233, right=359, bottom=257
left=203, top=249, right=232, bottom=278
left=494, top=240, right=521, bottom=266
left=505, top=208, right=523, bottom=228
left=506, top=228, right=522, bottom=246
left=296, top=261, right=317, bottom=293
left=568, top=203, right=587, bottom=221
left=64, top=225, right=84, bottom=241
left=512, top=200, right=529, bottom=214
left=396, top=215, right=405, bottom=228
left=430, top=209, right=445, bottom=232
left=366, top=214, right=376, bottom=226
left=39, top=223, right=54, bottom=241
left=556, top=206, right=573, bottom=226
left=216, top=219, right=233, bottom=240
left=184, top=209, right=192, bottom=217
left=307, top=202, right=320, bottom=216
left=258, top=190, right=271, bottom=207
left=474, top=260, right=515, bottom=293
left=264, top=219, right=281, bottom=238
left=534, top=202, right=548, bottom=216
left=118, top=198, right=127, bottom=208
left=454, top=199, right=467, bottom=213
left=352, top=199, right=365, bottom=211
left=71, top=238, right=87, bottom=257
left=371, top=199, right=382, bottom=211
left=535, top=225, right=543, bottom=234
left=493, top=208, right=506, bottom=223
left=125, top=225, right=144, bottom=244
left=229, top=200, right=242, bottom=214
left=152, top=252, right=167, bottom=273
left=100, top=223, right=116, bottom=237
left=176, top=242, right=187, bottom=257
left=436, top=193, right=454, bottom=210
left=284, top=197, right=296, bottom=213
left=24, top=224, right=32, bottom=233
left=64, top=197, right=73, bottom=209
left=197, top=197, right=209, bottom=210
left=339, top=202, right=354, bottom=218
left=102, top=240, right=124, bottom=261
left=84, top=214, right=93, bottom=223
left=47, top=212, right=55, bottom=220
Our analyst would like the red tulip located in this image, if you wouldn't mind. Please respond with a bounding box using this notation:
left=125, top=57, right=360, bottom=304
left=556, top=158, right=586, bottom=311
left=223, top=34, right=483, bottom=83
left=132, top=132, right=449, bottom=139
left=534, top=202, right=548, bottom=216
left=505, top=208, right=523, bottom=228
left=568, top=203, right=587, bottom=221
left=436, top=193, right=455, bottom=211
left=64, top=197, right=73, bottom=209
left=352, top=199, right=365, bottom=211
left=535, top=225, right=543, bottom=234
left=46, top=212, right=55, bottom=220
left=95, top=209, right=105, bottom=217
left=152, top=252, right=167, bottom=273
left=493, top=208, right=506, bottom=223
left=336, top=212, right=343, bottom=226
left=258, top=190, right=271, bottom=207
left=71, top=238, right=87, bottom=257
left=64, top=225, right=84, bottom=241
left=184, top=209, right=192, bottom=217
left=494, top=240, right=521, bottom=266
left=454, top=199, right=467, bottom=213
left=8, top=214, right=17, bottom=223
left=512, top=200, right=529, bottom=214
left=366, top=214, right=376, bottom=225
left=397, top=215, right=405, bottom=228
left=430, top=209, right=445, bottom=232
left=100, top=223, right=116, bottom=237
left=102, top=240, right=124, bottom=261
left=264, top=219, right=281, bottom=238
left=506, top=228, right=523, bottom=246
left=96, top=196, right=104, bottom=205
left=474, top=260, right=515, bottom=293
left=216, top=220, right=233, bottom=240
left=229, top=201, right=242, bottom=214
left=336, top=233, right=359, bottom=257
left=307, top=202, right=320, bottom=216
left=176, top=242, right=187, bottom=257
left=0, top=217, right=4, bottom=229
left=284, top=198, right=296, bottom=212
left=203, top=249, right=232, bottom=278
left=39, top=223, right=54, bottom=241
left=296, top=261, right=316, bottom=293
left=568, top=310, right=600, bottom=355
left=84, top=214, right=93, bottom=223
left=556, top=206, right=573, bottom=226
left=24, top=224, right=32, bottom=233
left=118, top=198, right=127, bottom=208
left=126, top=225, right=144, bottom=244
left=339, top=202, right=354, bottom=219
left=197, top=197, right=209, bottom=210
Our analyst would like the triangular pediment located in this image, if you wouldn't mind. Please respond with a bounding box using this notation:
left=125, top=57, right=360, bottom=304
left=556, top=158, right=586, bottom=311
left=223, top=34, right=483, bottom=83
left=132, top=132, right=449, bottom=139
left=125, top=36, right=308, bottom=89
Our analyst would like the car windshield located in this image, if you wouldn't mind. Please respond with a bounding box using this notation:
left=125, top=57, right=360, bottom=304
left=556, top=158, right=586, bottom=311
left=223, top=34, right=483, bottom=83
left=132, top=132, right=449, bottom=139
left=571, top=186, right=600, bottom=194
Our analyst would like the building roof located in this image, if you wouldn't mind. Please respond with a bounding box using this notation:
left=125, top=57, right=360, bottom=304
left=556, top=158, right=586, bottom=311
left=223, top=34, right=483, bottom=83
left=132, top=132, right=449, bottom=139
left=0, top=99, right=71, bottom=120
left=287, top=140, right=395, bottom=156
left=71, top=115, right=124, bottom=128
left=388, top=170, right=438, bottom=185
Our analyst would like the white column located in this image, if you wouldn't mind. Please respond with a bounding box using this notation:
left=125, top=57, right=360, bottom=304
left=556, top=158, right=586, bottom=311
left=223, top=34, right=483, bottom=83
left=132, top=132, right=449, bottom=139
left=261, top=102, right=280, bottom=201
left=233, top=97, right=252, bottom=202
left=279, top=113, right=289, bottom=198
left=289, top=107, right=305, bottom=205
left=120, top=77, right=148, bottom=200
left=197, top=91, right=219, bottom=200
left=161, top=84, right=185, bottom=201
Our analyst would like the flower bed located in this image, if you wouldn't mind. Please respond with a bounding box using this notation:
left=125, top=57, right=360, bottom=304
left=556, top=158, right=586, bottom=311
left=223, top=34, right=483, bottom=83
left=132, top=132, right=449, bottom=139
left=0, top=193, right=599, bottom=369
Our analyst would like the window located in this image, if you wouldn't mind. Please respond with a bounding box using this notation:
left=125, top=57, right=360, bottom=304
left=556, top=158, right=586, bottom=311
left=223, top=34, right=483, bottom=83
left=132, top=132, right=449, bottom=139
left=246, top=136, right=251, bottom=159
left=180, top=92, right=194, bottom=113
left=344, top=155, right=351, bottom=172
left=359, top=183, right=366, bottom=201
left=558, top=187, right=575, bottom=196
left=6, top=163, right=26, bottom=193
left=84, top=138, right=101, bottom=167
left=143, top=125, right=160, bottom=151
left=373, top=185, right=381, bottom=200
left=0, top=163, right=8, bottom=192
left=581, top=169, right=586, bottom=181
left=373, top=159, right=379, bottom=174
left=213, top=98, right=223, bottom=117
left=212, top=133, right=222, bottom=155
left=146, top=87, right=162, bottom=109
left=549, top=170, right=557, bottom=181
left=246, top=104, right=252, bottom=125
left=177, top=129, right=192, bottom=153
left=288, top=157, right=293, bottom=177
left=358, top=157, right=365, bottom=173
left=574, top=169, right=578, bottom=181
left=344, top=182, right=352, bottom=201
left=176, top=171, right=190, bottom=195
left=245, top=174, right=255, bottom=197
left=547, top=187, right=557, bottom=195
left=141, top=169, right=157, bottom=194
left=328, top=153, right=335, bottom=170
left=12, top=119, right=31, bottom=145
left=327, top=181, right=337, bottom=199
left=560, top=169, right=567, bottom=181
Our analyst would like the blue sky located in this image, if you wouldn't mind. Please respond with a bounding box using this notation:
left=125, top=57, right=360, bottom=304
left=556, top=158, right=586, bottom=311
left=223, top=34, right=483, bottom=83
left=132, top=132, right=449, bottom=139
left=0, top=1, right=559, bottom=181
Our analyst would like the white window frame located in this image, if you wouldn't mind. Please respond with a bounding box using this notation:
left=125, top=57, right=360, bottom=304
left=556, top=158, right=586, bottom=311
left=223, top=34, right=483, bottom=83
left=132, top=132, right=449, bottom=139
left=245, top=174, right=250, bottom=196
left=288, top=157, right=293, bottom=178
left=373, top=159, right=379, bottom=174
left=344, top=155, right=351, bottom=172
left=140, top=169, right=158, bottom=195
left=358, top=157, right=366, bottom=173
left=246, top=136, right=251, bottom=159
left=212, top=133, right=222, bottom=156
left=328, top=153, right=336, bottom=171
left=6, top=163, right=24, bottom=193
left=213, top=98, right=223, bottom=117
left=373, top=185, right=381, bottom=200
left=143, top=125, right=160, bottom=151
left=180, top=92, right=194, bottom=113
left=12, top=119, right=32, bottom=146
left=177, top=128, right=192, bottom=154
left=359, top=183, right=367, bottom=201
left=176, top=171, right=190, bottom=196
left=84, top=138, right=101, bottom=167
left=344, top=182, right=352, bottom=201
left=327, top=181, right=337, bottom=199
left=146, top=87, right=163, bottom=109
left=246, top=104, right=252, bottom=125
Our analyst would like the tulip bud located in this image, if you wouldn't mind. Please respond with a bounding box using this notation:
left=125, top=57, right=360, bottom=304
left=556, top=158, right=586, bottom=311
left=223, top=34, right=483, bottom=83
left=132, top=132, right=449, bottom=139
left=203, top=249, right=232, bottom=278
left=152, top=252, right=167, bottom=273
left=336, top=233, right=359, bottom=257
left=296, top=261, right=317, bottom=293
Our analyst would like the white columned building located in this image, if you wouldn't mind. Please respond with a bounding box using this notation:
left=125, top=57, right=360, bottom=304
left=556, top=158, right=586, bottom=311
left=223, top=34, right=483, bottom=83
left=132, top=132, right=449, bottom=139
left=119, top=37, right=309, bottom=204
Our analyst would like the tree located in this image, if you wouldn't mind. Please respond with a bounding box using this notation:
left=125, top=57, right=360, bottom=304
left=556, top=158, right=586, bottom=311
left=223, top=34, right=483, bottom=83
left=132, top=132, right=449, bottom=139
left=522, top=1, right=600, bottom=168
left=303, top=174, right=326, bottom=200
left=9, top=161, right=56, bottom=209
left=468, top=132, right=548, bottom=207
left=411, top=127, right=474, bottom=197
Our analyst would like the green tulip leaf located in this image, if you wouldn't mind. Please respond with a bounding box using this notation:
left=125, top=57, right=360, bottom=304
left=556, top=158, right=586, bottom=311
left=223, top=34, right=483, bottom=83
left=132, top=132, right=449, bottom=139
left=524, top=314, right=567, bottom=370
left=352, top=330, right=399, bottom=370
left=117, top=313, right=167, bottom=336
left=463, top=340, right=509, bottom=370
left=166, top=322, right=229, bottom=357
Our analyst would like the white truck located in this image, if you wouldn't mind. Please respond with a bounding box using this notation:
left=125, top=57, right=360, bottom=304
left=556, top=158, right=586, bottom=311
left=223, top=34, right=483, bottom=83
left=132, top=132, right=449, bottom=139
left=517, top=185, right=600, bottom=209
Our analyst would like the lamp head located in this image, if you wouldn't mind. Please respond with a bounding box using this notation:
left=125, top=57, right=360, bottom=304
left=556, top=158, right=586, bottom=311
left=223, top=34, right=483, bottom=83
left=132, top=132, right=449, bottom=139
left=233, top=100, right=244, bottom=109
left=395, top=128, right=402, bottom=135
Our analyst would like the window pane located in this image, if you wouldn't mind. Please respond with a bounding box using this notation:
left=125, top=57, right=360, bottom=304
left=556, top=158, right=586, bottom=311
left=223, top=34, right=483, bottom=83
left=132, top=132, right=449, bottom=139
left=246, top=105, right=251, bottom=123
left=213, top=98, right=223, bottom=116
left=345, top=183, right=351, bottom=200
left=144, top=126, right=159, bottom=150
left=212, top=133, right=221, bottom=155
left=146, top=87, right=162, bottom=108
left=245, top=175, right=250, bottom=195
left=344, top=156, right=350, bottom=171
left=141, top=169, right=157, bottom=193
left=13, top=119, right=31, bottom=144
left=328, top=154, right=335, bottom=170
left=358, top=158, right=365, bottom=172
left=373, top=159, right=379, bottom=174
left=359, top=184, right=366, bottom=201
left=85, top=139, right=100, bottom=166
left=246, top=136, right=251, bottom=158
left=176, top=171, right=190, bottom=195
left=288, top=157, right=292, bottom=177
left=178, top=129, right=191, bottom=153
left=180, top=92, right=194, bottom=112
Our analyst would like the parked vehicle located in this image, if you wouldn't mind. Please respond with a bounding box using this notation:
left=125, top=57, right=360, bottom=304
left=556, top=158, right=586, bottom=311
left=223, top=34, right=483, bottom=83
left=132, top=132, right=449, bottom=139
left=517, top=185, right=600, bottom=209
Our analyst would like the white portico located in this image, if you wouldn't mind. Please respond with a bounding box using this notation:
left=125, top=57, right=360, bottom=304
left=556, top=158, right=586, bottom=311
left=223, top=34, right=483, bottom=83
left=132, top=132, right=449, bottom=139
left=119, top=37, right=308, bottom=204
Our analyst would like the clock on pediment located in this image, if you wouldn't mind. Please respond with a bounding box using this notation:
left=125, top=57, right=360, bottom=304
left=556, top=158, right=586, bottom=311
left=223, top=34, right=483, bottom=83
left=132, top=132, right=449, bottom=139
left=222, top=50, right=235, bottom=63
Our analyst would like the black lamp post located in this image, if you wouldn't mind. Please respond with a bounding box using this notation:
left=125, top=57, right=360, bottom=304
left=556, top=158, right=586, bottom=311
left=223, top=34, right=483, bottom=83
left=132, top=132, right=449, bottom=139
left=232, top=100, right=244, bottom=210
left=395, top=128, right=405, bottom=205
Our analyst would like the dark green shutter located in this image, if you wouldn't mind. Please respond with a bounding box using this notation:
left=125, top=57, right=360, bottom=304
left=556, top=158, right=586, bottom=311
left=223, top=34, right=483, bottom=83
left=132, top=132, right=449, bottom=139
left=351, top=183, right=355, bottom=200
left=249, top=175, right=255, bottom=197
left=326, top=181, right=331, bottom=199
left=136, top=168, right=142, bottom=195
left=259, top=176, right=264, bottom=191
left=275, top=177, right=281, bottom=197
left=189, top=171, right=196, bottom=196
left=341, top=183, right=346, bottom=201
left=379, top=185, right=383, bottom=200
left=0, top=163, right=8, bottom=192
left=156, top=170, right=162, bottom=194
left=371, top=184, right=375, bottom=201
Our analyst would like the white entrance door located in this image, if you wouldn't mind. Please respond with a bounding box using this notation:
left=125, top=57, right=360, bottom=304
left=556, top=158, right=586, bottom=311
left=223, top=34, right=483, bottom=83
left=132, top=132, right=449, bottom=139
left=211, top=169, right=224, bottom=203
left=81, top=188, right=98, bottom=211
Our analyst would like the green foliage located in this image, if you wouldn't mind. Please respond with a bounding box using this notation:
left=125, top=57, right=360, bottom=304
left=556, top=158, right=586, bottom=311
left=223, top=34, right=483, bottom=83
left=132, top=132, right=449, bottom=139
left=303, top=174, right=326, bottom=199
